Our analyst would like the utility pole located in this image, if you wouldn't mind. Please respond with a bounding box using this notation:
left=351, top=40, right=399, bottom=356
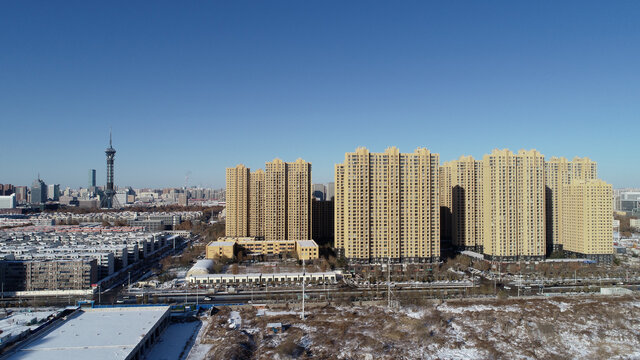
left=387, top=255, right=391, bottom=308
left=301, top=259, right=305, bottom=321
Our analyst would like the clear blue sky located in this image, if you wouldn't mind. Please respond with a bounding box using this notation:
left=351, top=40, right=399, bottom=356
left=1, top=1, right=639, bottom=189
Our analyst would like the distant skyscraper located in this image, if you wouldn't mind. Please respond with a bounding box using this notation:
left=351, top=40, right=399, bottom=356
left=30, top=177, right=47, bottom=205
left=15, top=186, right=27, bottom=204
left=326, top=182, right=335, bottom=201
left=89, top=169, right=96, bottom=188
left=0, top=184, right=15, bottom=196
left=47, top=184, right=60, bottom=201
left=312, top=183, right=326, bottom=201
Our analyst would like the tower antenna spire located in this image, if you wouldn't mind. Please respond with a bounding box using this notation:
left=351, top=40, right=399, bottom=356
left=109, top=127, right=112, bottom=147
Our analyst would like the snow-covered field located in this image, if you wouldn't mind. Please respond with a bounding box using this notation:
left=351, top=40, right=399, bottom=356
left=195, top=295, right=640, bottom=359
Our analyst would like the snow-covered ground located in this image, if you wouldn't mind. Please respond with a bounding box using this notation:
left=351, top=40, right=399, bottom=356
left=185, top=318, right=212, bottom=360
left=195, top=295, right=640, bottom=359
left=145, top=321, right=201, bottom=360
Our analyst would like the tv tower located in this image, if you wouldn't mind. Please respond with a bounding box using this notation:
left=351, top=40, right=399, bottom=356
left=103, top=129, right=116, bottom=208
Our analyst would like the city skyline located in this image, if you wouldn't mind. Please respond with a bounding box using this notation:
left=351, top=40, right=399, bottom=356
left=2, top=2, right=640, bottom=188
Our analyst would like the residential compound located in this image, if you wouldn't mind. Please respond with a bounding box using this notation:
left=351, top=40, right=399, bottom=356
left=334, top=147, right=440, bottom=263
left=221, top=158, right=318, bottom=260
left=0, top=225, right=181, bottom=292
left=335, top=147, right=613, bottom=263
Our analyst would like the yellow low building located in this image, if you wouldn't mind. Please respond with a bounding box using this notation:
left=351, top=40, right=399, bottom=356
left=206, top=237, right=319, bottom=260
left=205, top=241, right=235, bottom=260
left=237, top=238, right=297, bottom=256
left=295, top=240, right=319, bottom=260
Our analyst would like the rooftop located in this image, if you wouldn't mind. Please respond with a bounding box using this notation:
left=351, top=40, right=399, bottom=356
left=6, top=306, right=170, bottom=360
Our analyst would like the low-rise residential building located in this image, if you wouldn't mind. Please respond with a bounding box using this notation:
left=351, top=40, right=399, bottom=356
left=206, top=237, right=320, bottom=260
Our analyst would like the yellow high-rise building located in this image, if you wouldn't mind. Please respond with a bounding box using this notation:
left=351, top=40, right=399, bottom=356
left=482, top=149, right=546, bottom=260
left=286, top=158, right=312, bottom=241
left=264, top=158, right=312, bottom=240
left=441, top=156, right=484, bottom=251
left=265, top=159, right=287, bottom=240
left=226, top=158, right=312, bottom=241
left=225, top=164, right=250, bottom=237
left=545, top=157, right=597, bottom=251
left=439, top=164, right=452, bottom=242
left=562, top=179, right=613, bottom=263
left=334, top=147, right=440, bottom=263
left=249, top=169, right=265, bottom=238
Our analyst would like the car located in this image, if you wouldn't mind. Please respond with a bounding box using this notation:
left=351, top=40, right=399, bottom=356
left=203, top=296, right=212, bottom=301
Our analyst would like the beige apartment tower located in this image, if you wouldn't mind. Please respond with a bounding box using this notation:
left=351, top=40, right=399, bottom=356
left=285, top=158, right=312, bottom=241
left=545, top=157, right=597, bottom=252
left=226, top=158, right=312, bottom=242
left=561, top=179, right=613, bottom=263
left=225, top=164, right=250, bottom=237
left=335, top=147, right=440, bottom=263
left=249, top=169, right=265, bottom=238
left=482, top=149, right=546, bottom=260
left=440, top=156, right=484, bottom=251
left=264, top=158, right=312, bottom=240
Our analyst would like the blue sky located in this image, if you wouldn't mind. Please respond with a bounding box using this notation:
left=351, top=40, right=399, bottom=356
left=1, top=1, right=639, bottom=189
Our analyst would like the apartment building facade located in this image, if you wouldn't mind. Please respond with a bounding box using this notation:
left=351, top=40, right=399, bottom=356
left=544, top=157, right=597, bottom=252
left=225, top=158, right=312, bottom=241
left=225, top=164, right=250, bottom=237
left=482, top=149, right=546, bottom=261
left=335, top=147, right=440, bottom=263
left=440, top=156, right=484, bottom=252
left=562, top=179, right=613, bottom=263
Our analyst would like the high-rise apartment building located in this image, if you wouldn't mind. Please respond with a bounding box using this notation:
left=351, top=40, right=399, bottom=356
left=285, top=159, right=312, bottom=240
left=482, top=149, right=546, bottom=261
left=225, top=164, right=250, bottom=237
left=439, top=163, right=453, bottom=243
left=562, top=179, right=613, bottom=263
left=0, top=184, right=15, bottom=196
left=249, top=169, right=265, bottom=238
left=441, top=156, right=484, bottom=252
left=265, top=159, right=287, bottom=240
left=545, top=157, right=597, bottom=252
left=334, top=147, right=440, bottom=263
left=225, top=158, right=312, bottom=241
left=14, top=186, right=27, bottom=204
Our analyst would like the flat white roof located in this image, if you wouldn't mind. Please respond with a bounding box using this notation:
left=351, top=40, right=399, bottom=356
left=207, top=241, right=235, bottom=246
left=7, top=306, right=170, bottom=360
left=296, top=240, right=318, bottom=248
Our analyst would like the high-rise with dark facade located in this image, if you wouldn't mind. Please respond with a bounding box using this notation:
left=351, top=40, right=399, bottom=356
left=89, top=169, right=96, bottom=188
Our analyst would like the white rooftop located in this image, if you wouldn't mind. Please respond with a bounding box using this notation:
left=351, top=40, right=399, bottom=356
left=208, top=241, right=235, bottom=246
left=296, top=240, right=318, bottom=248
left=7, top=306, right=170, bottom=360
